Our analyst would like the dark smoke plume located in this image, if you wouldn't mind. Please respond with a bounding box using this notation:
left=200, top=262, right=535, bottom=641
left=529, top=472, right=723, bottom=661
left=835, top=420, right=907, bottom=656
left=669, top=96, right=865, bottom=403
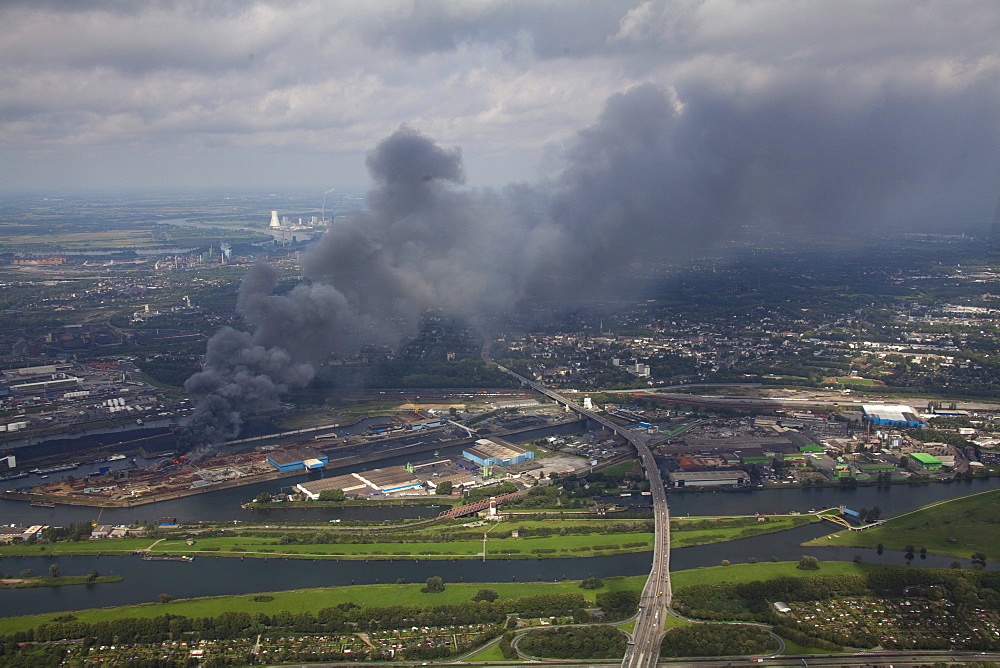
left=181, top=80, right=996, bottom=453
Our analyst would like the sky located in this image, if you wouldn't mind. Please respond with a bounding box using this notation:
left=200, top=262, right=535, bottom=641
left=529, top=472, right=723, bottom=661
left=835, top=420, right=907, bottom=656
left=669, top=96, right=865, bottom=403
left=1, top=0, right=998, bottom=228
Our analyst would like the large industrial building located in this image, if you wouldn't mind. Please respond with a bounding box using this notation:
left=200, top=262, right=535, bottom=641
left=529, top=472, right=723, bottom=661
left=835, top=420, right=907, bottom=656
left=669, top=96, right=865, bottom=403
left=909, top=452, right=943, bottom=470
left=265, top=446, right=328, bottom=472
left=667, top=470, right=751, bottom=488
left=463, top=439, right=534, bottom=468
left=295, top=473, right=370, bottom=499
left=862, top=405, right=924, bottom=428
left=295, top=465, right=423, bottom=499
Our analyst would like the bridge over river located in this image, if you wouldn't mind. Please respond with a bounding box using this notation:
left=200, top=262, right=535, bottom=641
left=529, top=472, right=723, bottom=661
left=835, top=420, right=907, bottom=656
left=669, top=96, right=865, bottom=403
left=480, top=332, right=670, bottom=668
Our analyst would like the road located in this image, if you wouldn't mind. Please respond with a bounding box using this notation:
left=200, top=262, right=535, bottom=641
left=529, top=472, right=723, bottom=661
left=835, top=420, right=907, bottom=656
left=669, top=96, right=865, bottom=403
left=479, top=334, right=670, bottom=668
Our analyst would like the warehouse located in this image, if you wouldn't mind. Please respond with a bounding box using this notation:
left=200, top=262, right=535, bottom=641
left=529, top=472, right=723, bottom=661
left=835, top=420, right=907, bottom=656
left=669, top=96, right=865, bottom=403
left=909, top=452, right=943, bottom=470
left=667, top=470, right=751, bottom=488
left=265, top=446, right=328, bottom=472
left=296, top=473, right=370, bottom=500
left=354, top=466, right=424, bottom=494
left=10, top=376, right=81, bottom=395
left=463, top=439, right=534, bottom=467
left=862, top=405, right=924, bottom=428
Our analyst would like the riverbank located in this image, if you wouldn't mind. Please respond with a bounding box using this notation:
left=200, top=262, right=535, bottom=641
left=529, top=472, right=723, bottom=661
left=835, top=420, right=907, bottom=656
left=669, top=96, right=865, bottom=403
left=0, top=560, right=885, bottom=636
left=243, top=496, right=461, bottom=510
left=0, top=466, right=300, bottom=508
left=0, top=514, right=817, bottom=561
left=0, top=575, right=123, bottom=589
left=803, top=488, right=1000, bottom=560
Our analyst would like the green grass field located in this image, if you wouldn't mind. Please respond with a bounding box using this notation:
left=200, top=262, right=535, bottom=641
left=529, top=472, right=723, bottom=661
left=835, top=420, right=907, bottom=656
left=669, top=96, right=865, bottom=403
left=0, top=515, right=815, bottom=561
left=834, top=377, right=875, bottom=386
left=670, top=559, right=890, bottom=588
left=0, top=575, right=123, bottom=589
left=671, top=515, right=815, bottom=547
left=0, top=515, right=815, bottom=559
left=465, top=641, right=521, bottom=663
left=804, top=488, right=1000, bottom=559
left=0, top=561, right=898, bottom=637
left=0, top=576, right=647, bottom=635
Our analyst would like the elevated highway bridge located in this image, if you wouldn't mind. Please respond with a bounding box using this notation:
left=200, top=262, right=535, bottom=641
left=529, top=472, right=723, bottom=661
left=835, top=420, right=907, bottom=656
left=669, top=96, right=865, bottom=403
left=479, top=335, right=670, bottom=667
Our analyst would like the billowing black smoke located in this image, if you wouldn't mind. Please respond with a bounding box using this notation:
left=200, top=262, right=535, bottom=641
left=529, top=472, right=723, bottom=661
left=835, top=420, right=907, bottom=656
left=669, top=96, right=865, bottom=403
left=180, top=80, right=996, bottom=454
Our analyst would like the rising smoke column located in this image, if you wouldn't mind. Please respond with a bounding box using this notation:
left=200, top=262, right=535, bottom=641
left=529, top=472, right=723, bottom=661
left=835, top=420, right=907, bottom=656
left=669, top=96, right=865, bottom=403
left=178, top=126, right=529, bottom=454
left=181, top=78, right=997, bottom=453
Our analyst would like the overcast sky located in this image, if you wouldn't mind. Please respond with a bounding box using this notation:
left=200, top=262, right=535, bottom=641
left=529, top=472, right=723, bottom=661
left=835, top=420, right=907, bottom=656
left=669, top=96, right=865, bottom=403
left=1, top=0, right=997, bottom=223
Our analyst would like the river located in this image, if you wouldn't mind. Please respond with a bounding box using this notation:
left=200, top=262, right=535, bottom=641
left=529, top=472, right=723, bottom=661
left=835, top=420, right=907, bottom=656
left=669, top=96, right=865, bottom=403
left=1, top=520, right=992, bottom=618
left=3, top=417, right=999, bottom=618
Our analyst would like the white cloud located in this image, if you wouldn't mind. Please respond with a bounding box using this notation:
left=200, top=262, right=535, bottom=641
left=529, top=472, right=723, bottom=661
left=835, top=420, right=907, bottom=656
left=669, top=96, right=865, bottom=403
left=0, top=0, right=996, bottom=194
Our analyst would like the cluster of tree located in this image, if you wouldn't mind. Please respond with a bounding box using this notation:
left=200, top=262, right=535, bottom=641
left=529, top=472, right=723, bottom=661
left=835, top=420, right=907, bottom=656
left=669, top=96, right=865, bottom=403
left=908, top=428, right=974, bottom=449
left=797, top=555, right=820, bottom=571
left=134, top=355, right=202, bottom=388
left=854, top=507, right=882, bottom=523
left=471, top=588, right=498, bottom=602
left=503, top=485, right=592, bottom=509
left=594, top=590, right=640, bottom=621
left=421, top=576, right=445, bottom=593
left=660, top=623, right=777, bottom=658
left=40, top=522, right=94, bottom=543
left=462, top=481, right=518, bottom=505
left=519, top=626, right=627, bottom=659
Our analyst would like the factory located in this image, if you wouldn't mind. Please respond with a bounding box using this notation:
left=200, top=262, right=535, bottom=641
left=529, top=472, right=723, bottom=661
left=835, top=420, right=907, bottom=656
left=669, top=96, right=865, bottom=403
left=295, top=465, right=423, bottom=499
left=265, top=446, right=328, bottom=472
left=909, top=452, right=943, bottom=470
left=463, top=438, right=534, bottom=468
left=295, top=473, right=371, bottom=499
left=862, top=404, right=924, bottom=428
left=666, top=470, right=751, bottom=488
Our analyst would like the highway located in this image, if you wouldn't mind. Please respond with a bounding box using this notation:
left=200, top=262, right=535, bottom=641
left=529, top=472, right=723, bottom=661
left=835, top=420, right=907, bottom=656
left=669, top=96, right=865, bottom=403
left=480, top=335, right=670, bottom=667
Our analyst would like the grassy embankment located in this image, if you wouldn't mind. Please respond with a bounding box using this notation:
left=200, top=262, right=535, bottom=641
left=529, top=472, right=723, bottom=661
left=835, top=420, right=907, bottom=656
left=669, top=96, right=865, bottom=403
left=804, top=488, right=1000, bottom=559
left=0, top=515, right=817, bottom=560
left=0, top=560, right=884, bottom=636
left=0, top=575, right=123, bottom=589
left=244, top=496, right=461, bottom=509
